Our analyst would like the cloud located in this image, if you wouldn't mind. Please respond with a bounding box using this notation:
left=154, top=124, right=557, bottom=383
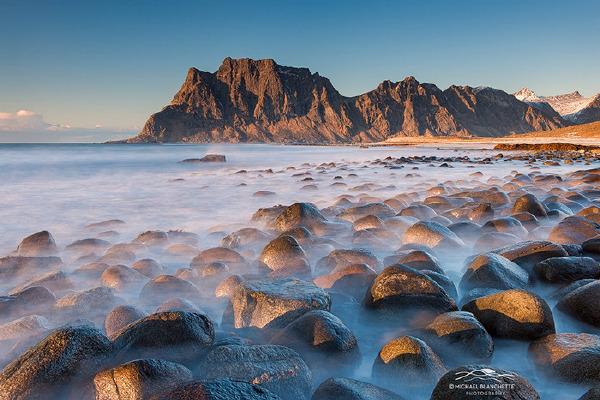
left=0, top=109, right=51, bottom=131
left=0, top=110, right=135, bottom=142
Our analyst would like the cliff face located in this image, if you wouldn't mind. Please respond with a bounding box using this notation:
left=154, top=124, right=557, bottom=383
left=130, top=58, right=566, bottom=143
left=571, top=95, right=600, bottom=124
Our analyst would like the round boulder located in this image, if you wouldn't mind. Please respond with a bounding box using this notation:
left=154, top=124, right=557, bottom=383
left=104, top=305, right=146, bottom=338
left=15, top=231, right=58, bottom=256
left=259, top=235, right=310, bottom=277
left=459, top=253, right=529, bottom=292
left=402, top=221, right=465, bottom=251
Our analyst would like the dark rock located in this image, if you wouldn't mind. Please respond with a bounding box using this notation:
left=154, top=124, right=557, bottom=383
left=0, top=325, right=113, bottom=400
left=529, top=333, right=600, bottom=383
left=316, top=249, right=380, bottom=275
left=371, top=335, right=446, bottom=388
left=181, top=154, right=226, bottom=162
left=224, top=278, right=330, bottom=329
left=312, top=377, right=404, bottom=400
left=112, top=311, right=214, bottom=366
left=493, top=240, right=568, bottom=271
left=462, top=289, right=555, bottom=340
left=534, top=256, right=600, bottom=283
left=431, top=365, right=540, bottom=400
left=556, top=281, right=600, bottom=327
left=459, top=253, right=529, bottom=292
left=139, top=275, right=201, bottom=308
left=94, top=358, right=193, bottom=400
left=197, top=344, right=311, bottom=400
left=153, top=378, right=280, bottom=400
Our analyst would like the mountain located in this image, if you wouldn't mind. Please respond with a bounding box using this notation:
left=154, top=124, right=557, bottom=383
left=514, top=88, right=600, bottom=123
left=129, top=58, right=566, bottom=144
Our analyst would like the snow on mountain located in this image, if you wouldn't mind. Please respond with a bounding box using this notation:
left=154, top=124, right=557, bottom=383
left=514, top=87, right=595, bottom=120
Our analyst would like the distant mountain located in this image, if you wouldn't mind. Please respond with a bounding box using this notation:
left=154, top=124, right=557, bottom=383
left=128, top=58, right=566, bottom=144
left=514, top=87, right=600, bottom=124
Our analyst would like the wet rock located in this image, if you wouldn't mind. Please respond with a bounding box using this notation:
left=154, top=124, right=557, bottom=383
left=512, top=193, right=548, bottom=218
left=0, top=314, right=49, bottom=342
left=215, top=275, right=244, bottom=298
left=112, top=311, right=214, bottom=366
left=364, top=265, right=457, bottom=316
left=9, top=270, right=72, bottom=295
left=197, top=344, right=311, bottom=400
left=65, top=238, right=111, bottom=255
left=371, top=335, right=446, bottom=388
left=396, top=250, right=444, bottom=274
left=493, top=240, right=568, bottom=271
left=190, top=247, right=246, bottom=271
left=0, top=325, right=113, bottom=400
left=270, top=310, right=358, bottom=368
left=195, top=261, right=229, bottom=278
left=313, top=263, right=376, bottom=299
left=483, top=217, right=528, bottom=237
left=459, top=253, right=529, bottom=292
left=0, top=286, right=56, bottom=322
left=548, top=216, right=600, bottom=244
left=0, top=256, right=62, bottom=282
left=534, top=256, right=600, bottom=283
left=224, top=278, right=330, bottom=329
left=94, top=358, right=193, bottom=400
left=316, top=249, right=380, bottom=275
left=399, top=204, right=437, bottom=220
left=529, top=333, right=600, bottom=383
left=259, top=235, right=310, bottom=277
left=474, top=232, right=520, bottom=252
left=419, top=311, right=493, bottom=364
left=105, top=305, right=146, bottom=338
left=273, top=202, right=329, bottom=233
left=252, top=205, right=288, bottom=226
left=462, top=289, right=555, bottom=340
left=101, top=264, right=147, bottom=292
left=353, top=215, right=384, bottom=231
left=402, top=221, right=465, bottom=251
left=55, top=287, right=120, bottom=323
left=338, top=203, right=396, bottom=223
left=134, top=230, right=169, bottom=247
left=154, top=378, right=280, bottom=400
left=583, top=237, right=600, bottom=254
left=132, top=258, right=164, bottom=278
left=447, top=221, right=482, bottom=244
left=99, top=248, right=137, bottom=265
left=155, top=298, right=200, bottom=313
left=222, top=228, right=271, bottom=249
left=423, top=271, right=458, bottom=300
left=431, top=365, right=540, bottom=400
left=312, top=377, right=405, bottom=400
left=139, top=275, right=202, bottom=308
left=73, top=261, right=109, bottom=279
left=15, top=230, right=58, bottom=256
left=556, top=281, right=600, bottom=327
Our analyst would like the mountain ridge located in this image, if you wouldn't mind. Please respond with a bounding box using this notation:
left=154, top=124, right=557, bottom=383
left=128, top=58, right=568, bottom=144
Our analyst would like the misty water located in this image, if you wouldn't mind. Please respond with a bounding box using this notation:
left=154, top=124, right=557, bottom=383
left=1, top=143, right=598, bottom=399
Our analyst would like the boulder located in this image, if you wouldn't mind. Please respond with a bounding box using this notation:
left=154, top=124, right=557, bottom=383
left=512, top=193, right=547, bottom=218
left=156, top=297, right=201, bottom=313
left=0, top=325, right=113, bottom=400
left=132, top=259, right=164, bottom=278
left=0, top=286, right=55, bottom=322
left=15, top=231, right=58, bottom=256
left=0, top=314, right=49, bottom=342
left=431, top=365, right=540, bottom=400
left=197, top=344, right=311, bottom=400
left=225, top=278, right=331, bottom=329
left=493, top=240, right=568, bottom=271
left=134, top=230, right=169, bottom=247
left=312, top=377, right=405, bottom=400
left=270, top=310, right=358, bottom=366
left=313, top=263, right=376, bottom=299
left=529, top=333, right=600, bottom=383
left=259, top=235, right=310, bottom=277
left=549, top=216, right=600, bottom=244
left=459, top=253, right=529, bottom=292
left=153, top=378, right=280, bottom=400
left=221, top=228, right=271, bottom=249
left=104, top=305, right=146, bottom=338
left=402, top=221, right=465, bottom=251
left=273, top=202, right=329, bottom=233
left=534, top=256, right=600, bottom=283
left=9, top=270, right=72, bottom=295
left=316, top=249, right=380, bottom=275
left=112, top=311, right=214, bottom=366
left=0, top=256, right=62, bottom=283
left=364, top=265, right=457, bottom=315
left=372, top=336, right=446, bottom=388
left=94, top=358, right=193, bottom=400
left=139, top=275, right=202, bottom=308
left=101, top=264, right=147, bottom=292
left=399, top=204, right=437, bottom=220
left=65, top=238, right=111, bottom=255
left=54, top=287, right=120, bottom=324
left=462, top=289, right=555, bottom=340
left=483, top=217, right=528, bottom=238
left=556, top=281, right=600, bottom=327
left=419, top=311, right=493, bottom=365
left=190, top=247, right=246, bottom=271
left=338, top=203, right=396, bottom=223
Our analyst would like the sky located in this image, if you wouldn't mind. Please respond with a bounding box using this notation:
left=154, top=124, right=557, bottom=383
left=1, top=0, right=599, bottom=142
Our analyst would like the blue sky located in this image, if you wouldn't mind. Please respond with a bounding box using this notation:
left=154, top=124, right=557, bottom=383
left=1, top=0, right=599, bottom=141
